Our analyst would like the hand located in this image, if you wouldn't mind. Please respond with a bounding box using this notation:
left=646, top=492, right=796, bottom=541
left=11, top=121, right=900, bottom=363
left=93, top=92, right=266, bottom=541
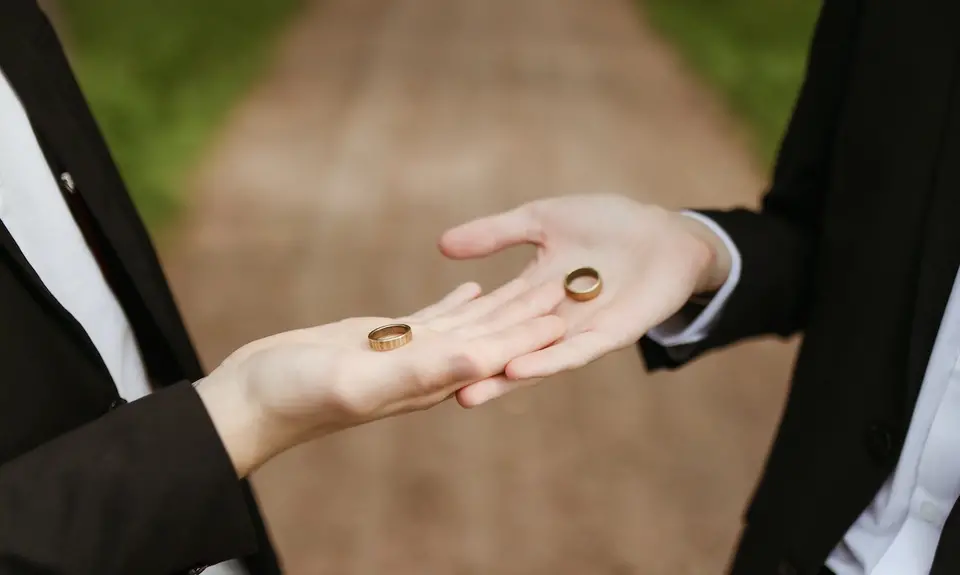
left=195, top=279, right=566, bottom=476
left=438, top=194, right=733, bottom=407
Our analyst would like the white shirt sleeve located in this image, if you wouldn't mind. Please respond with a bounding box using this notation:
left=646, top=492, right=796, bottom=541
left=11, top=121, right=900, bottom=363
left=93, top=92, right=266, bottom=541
left=646, top=211, right=743, bottom=347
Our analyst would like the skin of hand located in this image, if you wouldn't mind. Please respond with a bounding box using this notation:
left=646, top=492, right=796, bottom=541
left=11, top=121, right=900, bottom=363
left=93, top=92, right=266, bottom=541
left=437, top=193, right=733, bottom=407
left=195, top=278, right=567, bottom=477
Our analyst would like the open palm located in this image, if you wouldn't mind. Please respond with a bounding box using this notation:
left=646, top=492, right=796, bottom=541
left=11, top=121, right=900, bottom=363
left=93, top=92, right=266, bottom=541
left=439, top=194, right=716, bottom=406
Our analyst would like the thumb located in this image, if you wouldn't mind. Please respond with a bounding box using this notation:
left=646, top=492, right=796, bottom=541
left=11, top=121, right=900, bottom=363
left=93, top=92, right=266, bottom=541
left=439, top=205, right=542, bottom=259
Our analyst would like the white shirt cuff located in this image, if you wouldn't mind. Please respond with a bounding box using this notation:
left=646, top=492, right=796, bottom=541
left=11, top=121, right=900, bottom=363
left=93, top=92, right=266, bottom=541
left=646, top=211, right=743, bottom=347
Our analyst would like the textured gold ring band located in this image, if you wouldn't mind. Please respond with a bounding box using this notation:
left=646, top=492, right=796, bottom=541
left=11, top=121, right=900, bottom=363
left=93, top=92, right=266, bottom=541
left=368, top=323, right=413, bottom=351
left=564, top=267, right=602, bottom=302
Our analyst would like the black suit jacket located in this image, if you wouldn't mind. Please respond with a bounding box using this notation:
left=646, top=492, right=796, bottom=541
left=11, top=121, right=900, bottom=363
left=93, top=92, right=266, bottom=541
left=0, top=2, right=280, bottom=574
left=640, top=1, right=960, bottom=574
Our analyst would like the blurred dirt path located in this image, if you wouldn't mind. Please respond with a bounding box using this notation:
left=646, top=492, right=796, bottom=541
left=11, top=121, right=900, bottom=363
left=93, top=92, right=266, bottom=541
left=162, top=0, right=798, bottom=572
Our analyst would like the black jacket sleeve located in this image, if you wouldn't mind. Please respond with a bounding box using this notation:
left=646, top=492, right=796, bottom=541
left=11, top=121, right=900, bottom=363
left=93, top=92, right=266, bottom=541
left=640, top=0, right=863, bottom=370
left=0, top=381, right=258, bottom=575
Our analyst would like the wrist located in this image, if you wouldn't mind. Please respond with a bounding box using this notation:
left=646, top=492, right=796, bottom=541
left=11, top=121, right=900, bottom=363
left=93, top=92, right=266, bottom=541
left=194, top=369, right=275, bottom=478
left=674, top=212, right=733, bottom=294
left=195, top=362, right=347, bottom=478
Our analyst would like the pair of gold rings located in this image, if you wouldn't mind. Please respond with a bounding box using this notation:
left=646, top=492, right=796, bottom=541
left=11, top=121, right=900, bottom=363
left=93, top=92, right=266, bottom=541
left=367, top=266, right=602, bottom=352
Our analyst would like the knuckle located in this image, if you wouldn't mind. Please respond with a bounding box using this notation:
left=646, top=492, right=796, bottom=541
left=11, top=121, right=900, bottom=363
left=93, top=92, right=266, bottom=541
left=526, top=222, right=546, bottom=246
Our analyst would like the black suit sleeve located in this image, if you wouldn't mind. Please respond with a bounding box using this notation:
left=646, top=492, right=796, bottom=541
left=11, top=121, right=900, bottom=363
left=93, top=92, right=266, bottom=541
left=639, top=0, right=863, bottom=370
left=0, top=381, right=257, bottom=575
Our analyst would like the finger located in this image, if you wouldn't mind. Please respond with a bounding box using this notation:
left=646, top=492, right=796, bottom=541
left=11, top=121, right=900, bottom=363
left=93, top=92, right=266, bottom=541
left=407, top=281, right=482, bottom=322
left=431, top=278, right=528, bottom=330
left=439, top=205, right=542, bottom=259
left=503, top=331, right=616, bottom=380
left=455, top=375, right=542, bottom=408
left=406, top=315, right=565, bottom=395
left=461, top=315, right=565, bottom=382
left=464, top=279, right=565, bottom=337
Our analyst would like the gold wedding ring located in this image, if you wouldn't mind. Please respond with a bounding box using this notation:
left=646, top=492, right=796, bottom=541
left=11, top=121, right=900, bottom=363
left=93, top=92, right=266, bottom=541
left=368, top=323, right=413, bottom=351
left=564, top=267, right=602, bottom=302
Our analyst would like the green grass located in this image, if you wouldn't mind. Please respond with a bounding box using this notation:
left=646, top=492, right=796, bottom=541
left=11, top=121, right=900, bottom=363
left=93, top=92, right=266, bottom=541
left=59, top=0, right=304, bottom=228
left=643, top=0, right=821, bottom=165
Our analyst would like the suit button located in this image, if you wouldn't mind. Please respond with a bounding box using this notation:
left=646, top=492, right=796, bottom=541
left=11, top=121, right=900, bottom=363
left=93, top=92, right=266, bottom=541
left=108, top=397, right=128, bottom=411
left=864, top=423, right=897, bottom=464
left=777, top=560, right=798, bottom=575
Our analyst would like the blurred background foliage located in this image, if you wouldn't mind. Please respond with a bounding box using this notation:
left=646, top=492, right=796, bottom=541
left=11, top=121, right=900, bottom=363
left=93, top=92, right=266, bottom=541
left=58, top=0, right=303, bottom=228
left=54, top=0, right=820, bottom=229
left=643, top=0, right=821, bottom=165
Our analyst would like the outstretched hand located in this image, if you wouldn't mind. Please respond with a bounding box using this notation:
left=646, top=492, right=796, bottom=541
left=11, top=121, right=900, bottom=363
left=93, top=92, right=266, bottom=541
left=439, top=194, right=729, bottom=407
left=198, top=277, right=567, bottom=476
